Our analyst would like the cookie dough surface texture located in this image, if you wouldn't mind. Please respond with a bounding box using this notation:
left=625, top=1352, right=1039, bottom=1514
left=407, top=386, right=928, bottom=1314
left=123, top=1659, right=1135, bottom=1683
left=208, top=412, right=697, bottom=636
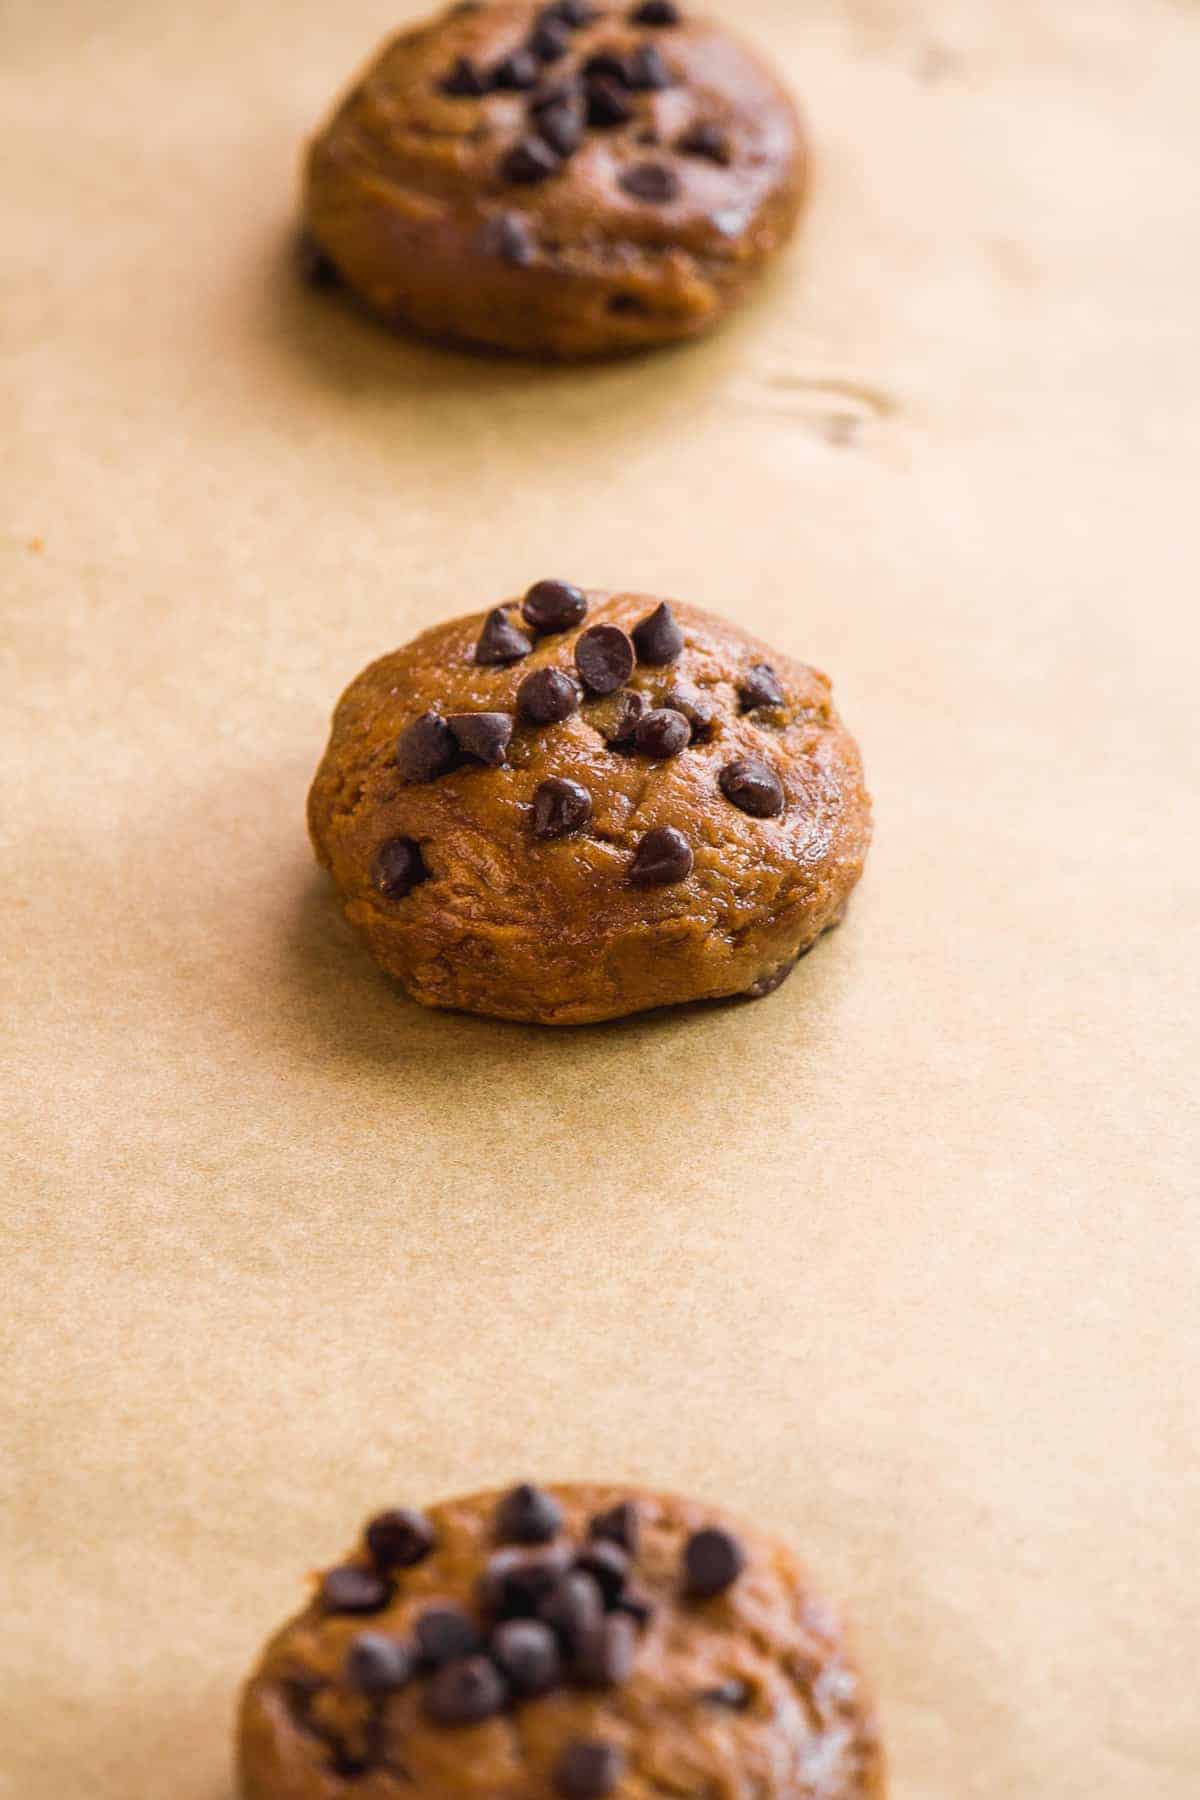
left=307, top=590, right=871, bottom=1025
left=303, top=1, right=805, bottom=357
left=238, top=1482, right=885, bottom=1799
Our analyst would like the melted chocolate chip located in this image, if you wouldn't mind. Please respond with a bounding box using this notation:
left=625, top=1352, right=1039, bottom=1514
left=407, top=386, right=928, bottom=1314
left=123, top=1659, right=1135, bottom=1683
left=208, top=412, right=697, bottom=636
left=555, top=1740, right=626, bottom=1798
left=539, top=1570, right=604, bottom=1648
left=320, top=1565, right=392, bottom=1615
left=396, top=710, right=457, bottom=782
left=441, top=55, right=490, bottom=96
left=664, top=684, right=718, bottom=742
left=345, top=1633, right=416, bottom=1696
left=574, top=1540, right=630, bottom=1604
left=630, top=825, right=694, bottom=887
left=530, top=17, right=571, bottom=61
left=702, top=1678, right=751, bottom=1708
left=372, top=839, right=427, bottom=902
left=535, top=94, right=585, bottom=157
left=415, top=1605, right=482, bottom=1666
left=589, top=687, right=646, bottom=745
left=574, top=1614, right=637, bottom=1688
left=738, top=662, right=785, bottom=711
left=480, top=212, right=536, bottom=265
left=632, top=601, right=685, bottom=665
left=614, top=1585, right=655, bottom=1629
left=719, top=757, right=785, bottom=818
left=684, top=1526, right=745, bottom=1597
left=576, top=624, right=635, bottom=694
left=503, top=136, right=563, bottom=183
left=365, top=1507, right=436, bottom=1570
left=679, top=121, right=730, bottom=163
left=619, top=161, right=680, bottom=203
left=424, top=1656, right=507, bottom=1726
left=634, top=707, right=690, bottom=759
left=476, top=608, right=534, bottom=666
left=496, top=1483, right=565, bottom=1545
left=533, top=777, right=593, bottom=840
left=584, top=50, right=632, bottom=85
left=491, top=1618, right=563, bottom=1696
left=518, top=668, right=580, bottom=725
left=627, top=43, right=674, bottom=89
left=297, top=232, right=338, bottom=288
left=481, top=1544, right=574, bottom=1618
left=745, top=957, right=800, bottom=1000
left=522, top=578, right=589, bottom=634
left=588, top=1500, right=640, bottom=1555
left=494, top=49, right=541, bottom=90
left=586, top=76, right=634, bottom=127
left=633, top=0, right=681, bottom=22
left=448, top=711, right=514, bottom=766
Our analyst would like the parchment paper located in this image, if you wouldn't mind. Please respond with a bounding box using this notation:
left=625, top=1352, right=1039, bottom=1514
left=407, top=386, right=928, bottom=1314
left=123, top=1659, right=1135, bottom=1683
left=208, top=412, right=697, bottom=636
left=3, top=1, right=1198, bottom=1795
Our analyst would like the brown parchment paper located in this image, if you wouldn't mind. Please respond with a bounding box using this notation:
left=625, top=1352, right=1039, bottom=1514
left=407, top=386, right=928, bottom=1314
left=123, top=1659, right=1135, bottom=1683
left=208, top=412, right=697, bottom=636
left=3, top=1, right=1198, bottom=1795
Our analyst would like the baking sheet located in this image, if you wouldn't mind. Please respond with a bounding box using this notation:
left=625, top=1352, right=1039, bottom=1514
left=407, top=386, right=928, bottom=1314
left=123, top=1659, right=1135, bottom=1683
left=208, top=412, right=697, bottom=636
left=3, top=0, right=1198, bottom=1795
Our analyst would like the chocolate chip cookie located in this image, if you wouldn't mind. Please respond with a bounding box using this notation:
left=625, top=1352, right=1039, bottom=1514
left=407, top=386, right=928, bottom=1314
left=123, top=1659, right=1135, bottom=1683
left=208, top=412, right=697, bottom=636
left=237, top=1482, right=885, bottom=1798
left=307, top=586, right=871, bottom=1024
left=302, top=2, right=806, bottom=357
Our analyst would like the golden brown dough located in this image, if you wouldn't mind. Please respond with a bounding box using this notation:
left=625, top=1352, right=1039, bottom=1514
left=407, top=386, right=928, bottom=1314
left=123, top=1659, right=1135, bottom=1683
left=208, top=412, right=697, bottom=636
left=307, top=587, right=871, bottom=1025
left=302, top=2, right=806, bottom=358
left=238, top=1482, right=885, bottom=1798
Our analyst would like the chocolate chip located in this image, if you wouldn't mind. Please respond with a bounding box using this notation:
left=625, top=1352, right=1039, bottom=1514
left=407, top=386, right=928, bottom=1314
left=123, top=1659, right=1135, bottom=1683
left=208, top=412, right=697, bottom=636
left=574, top=1612, right=637, bottom=1687
left=588, top=687, right=646, bottom=745
left=702, top=1678, right=751, bottom=1708
left=345, top=1633, right=416, bottom=1696
left=719, top=758, right=785, bottom=818
left=633, top=0, right=681, bottom=22
left=448, top=711, right=514, bottom=766
left=396, top=710, right=457, bottom=782
left=535, top=95, right=585, bottom=157
left=424, top=1656, right=508, bottom=1726
left=555, top=1740, right=626, bottom=1798
left=415, top=1605, right=482, bottom=1666
left=619, top=161, right=680, bottom=203
left=441, top=54, right=490, bottom=96
left=320, top=1565, right=392, bottom=1615
left=631, top=600, right=685, bottom=665
left=494, top=49, right=541, bottom=90
left=502, top=136, right=563, bottom=183
left=476, top=607, right=534, bottom=666
left=518, top=668, right=580, bottom=725
left=684, top=1526, right=745, bottom=1597
left=532, top=778, right=593, bottom=840
left=547, top=0, right=595, bottom=21
left=744, top=957, right=799, bottom=1000
left=630, top=825, right=693, bottom=887
left=530, top=17, right=571, bottom=61
left=584, top=50, right=632, bottom=85
left=613, top=1586, right=654, bottom=1629
left=664, top=685, right=718, bottom=742
left=522, top=578, right=589, bottom=634
left=365, top=1507, right=436, bottom=1570
left=634, top=707, right=690, bottom=759
left=678, top=121, right=730, bottom=164
left=480, top=1544, right=574, bottom=1618
left=588, top=1501, right=640, bottom=1555
left=490, top=1618, right=563, bottom=1696
left=539, top=1570, right=605, bottom=1647
left=586, top=75, right=634, bottom=127
left=627, top=44, right=674, bottom=89
left=480, top=212, right=536, bottom=265
left=495, top=1482, right=564, bottom=1545
left=738, top=662, right=785, bottom=711
left=574, top=1540, right=630, bottom=1604
left=576, top=624, right=635, bottom=695
left=372, top=839, right=427, bottom=902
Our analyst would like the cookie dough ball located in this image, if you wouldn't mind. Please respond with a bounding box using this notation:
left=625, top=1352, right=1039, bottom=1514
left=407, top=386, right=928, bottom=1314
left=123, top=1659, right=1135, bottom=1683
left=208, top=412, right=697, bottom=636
left=302, top=2, right=806, bottom=358
left=307, top=588, right=871, bottom=1024
left=238, top=1482, right=885, bottom=1799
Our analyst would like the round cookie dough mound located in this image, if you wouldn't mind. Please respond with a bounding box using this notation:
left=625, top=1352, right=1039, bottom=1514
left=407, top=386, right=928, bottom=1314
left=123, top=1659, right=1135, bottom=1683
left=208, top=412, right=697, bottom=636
left=302, top=1, right=805, bottom=358
left=307, top=589, right=871, bottom=1025
left=238, top=1482, right=885, bottom=1799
